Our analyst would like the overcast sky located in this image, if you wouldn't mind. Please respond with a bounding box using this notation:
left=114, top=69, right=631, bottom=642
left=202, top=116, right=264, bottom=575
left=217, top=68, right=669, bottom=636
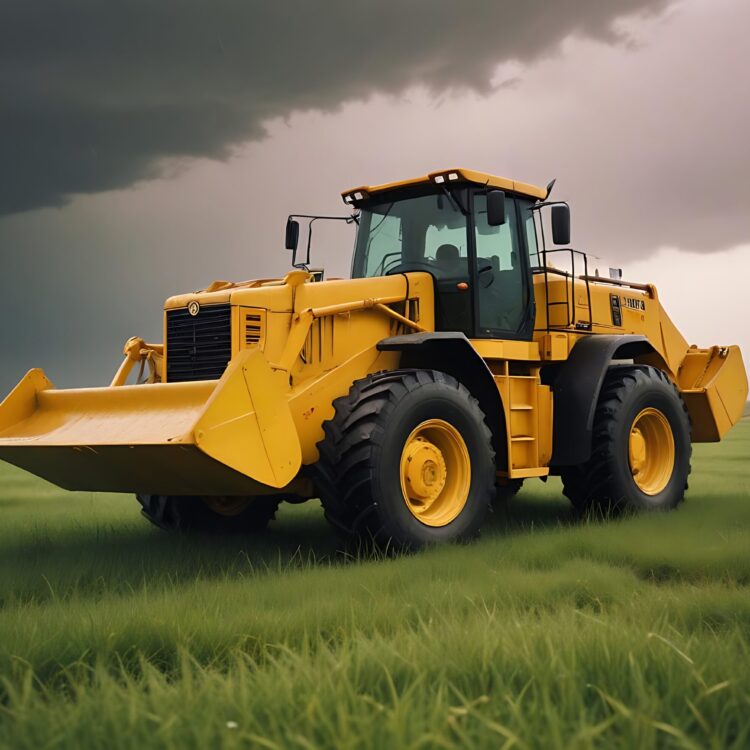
left=0, top=0, right=748, bottom=396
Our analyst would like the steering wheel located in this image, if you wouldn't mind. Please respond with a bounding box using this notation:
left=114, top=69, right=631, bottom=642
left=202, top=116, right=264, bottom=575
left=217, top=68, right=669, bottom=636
left=373, top=251, right=404, bottom=277
left=477, top=263, right=495, bottom=288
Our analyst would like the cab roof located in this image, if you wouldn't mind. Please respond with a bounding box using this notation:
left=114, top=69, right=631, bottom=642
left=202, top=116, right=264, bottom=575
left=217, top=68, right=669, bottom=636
left=342, top=168, right=547, bottom=205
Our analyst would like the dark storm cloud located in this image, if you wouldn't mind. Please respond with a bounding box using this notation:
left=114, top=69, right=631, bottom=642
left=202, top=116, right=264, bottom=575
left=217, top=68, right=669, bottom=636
left=0, top=0, right=671, bottom=216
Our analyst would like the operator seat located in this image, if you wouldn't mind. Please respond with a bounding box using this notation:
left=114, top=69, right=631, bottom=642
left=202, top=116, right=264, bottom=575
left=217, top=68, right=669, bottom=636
left=432, top=243, right=471, bottom=334
left=434, top=244, right=464, bottom=276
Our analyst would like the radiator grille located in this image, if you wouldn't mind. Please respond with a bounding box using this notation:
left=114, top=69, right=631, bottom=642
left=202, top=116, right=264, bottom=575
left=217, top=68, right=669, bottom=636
left=166, top=304, right=231, bottom=382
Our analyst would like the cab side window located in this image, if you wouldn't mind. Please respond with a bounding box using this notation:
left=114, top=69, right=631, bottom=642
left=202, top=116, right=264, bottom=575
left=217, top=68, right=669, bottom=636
left=473, top=194, right=527, bottom=335
left=362, top=209, right=403, bottom=277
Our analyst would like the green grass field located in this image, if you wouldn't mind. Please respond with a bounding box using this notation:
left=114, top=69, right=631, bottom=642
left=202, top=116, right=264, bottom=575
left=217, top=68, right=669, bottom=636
left=0, top=420, right=748, bottom=749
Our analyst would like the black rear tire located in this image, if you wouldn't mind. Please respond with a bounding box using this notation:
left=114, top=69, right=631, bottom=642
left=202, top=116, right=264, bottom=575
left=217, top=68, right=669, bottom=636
left=136, top=494, right=280, bottom=533
left=315, top=369, right=496, bottom=550
left=561, top=365, right=691, bottom=516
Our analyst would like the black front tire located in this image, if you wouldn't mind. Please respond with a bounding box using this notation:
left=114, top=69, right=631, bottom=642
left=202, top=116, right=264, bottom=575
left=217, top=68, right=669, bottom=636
left=315, top=369, right=496, bottom=550
left=136, top=494, right=280, bottom=533
left=561, top=365, right=691, bottom=515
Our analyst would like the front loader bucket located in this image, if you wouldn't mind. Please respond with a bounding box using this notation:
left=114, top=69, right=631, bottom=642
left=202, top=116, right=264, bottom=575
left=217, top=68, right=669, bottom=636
left=0, top=350, right=302, bottom=496
left=678, top=344, right=748, bottom=442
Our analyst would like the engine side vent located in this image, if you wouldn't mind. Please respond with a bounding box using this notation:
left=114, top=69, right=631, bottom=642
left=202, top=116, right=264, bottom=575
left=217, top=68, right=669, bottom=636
left=244, top=309, right=266, bottom=348
left=166, top=304, right=231, bottom=382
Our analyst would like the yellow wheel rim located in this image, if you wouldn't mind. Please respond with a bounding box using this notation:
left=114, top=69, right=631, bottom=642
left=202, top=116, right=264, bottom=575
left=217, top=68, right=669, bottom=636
left=399, top=419, right=471, bottom=527
left=628, top=408, right=675, bottom=495
left=202, top=496, right=250, bottom=517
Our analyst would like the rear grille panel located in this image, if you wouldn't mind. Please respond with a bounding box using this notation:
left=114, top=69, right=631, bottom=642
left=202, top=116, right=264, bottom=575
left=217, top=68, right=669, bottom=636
left=166, top=304, right=232, bottom=382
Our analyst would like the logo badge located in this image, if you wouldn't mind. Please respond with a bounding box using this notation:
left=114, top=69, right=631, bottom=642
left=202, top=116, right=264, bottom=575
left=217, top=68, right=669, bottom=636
left=187, top=301, right=200, bottom=317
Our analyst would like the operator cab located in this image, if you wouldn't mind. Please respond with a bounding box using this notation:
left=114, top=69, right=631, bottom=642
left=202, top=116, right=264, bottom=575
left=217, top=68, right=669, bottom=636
left=347, top=169, right=548, bottom=341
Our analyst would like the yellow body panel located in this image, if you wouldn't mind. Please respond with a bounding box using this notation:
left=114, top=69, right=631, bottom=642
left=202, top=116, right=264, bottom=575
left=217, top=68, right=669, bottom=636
left=532, top=276, right=670, bottom=353
left=471, top=339, right=541, bottom=362
left=529, top=273, right=747, bottom=439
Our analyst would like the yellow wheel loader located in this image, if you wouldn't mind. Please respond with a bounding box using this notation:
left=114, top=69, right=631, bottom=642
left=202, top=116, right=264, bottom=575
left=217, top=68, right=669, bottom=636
left=0, top=168, right=746, bottom=548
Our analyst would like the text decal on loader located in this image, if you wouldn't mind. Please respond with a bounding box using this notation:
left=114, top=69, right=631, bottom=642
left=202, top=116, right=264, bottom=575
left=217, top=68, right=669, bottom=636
left=623, top=296, right=646, bottom=311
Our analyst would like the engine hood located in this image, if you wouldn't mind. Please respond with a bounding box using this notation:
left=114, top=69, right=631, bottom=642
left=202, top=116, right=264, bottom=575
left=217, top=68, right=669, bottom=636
left=164, top=274, right=296, bottom=312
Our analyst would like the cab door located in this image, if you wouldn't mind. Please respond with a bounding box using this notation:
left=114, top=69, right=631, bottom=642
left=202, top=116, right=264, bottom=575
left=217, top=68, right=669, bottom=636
left=471, top=192, right=535, bottom=341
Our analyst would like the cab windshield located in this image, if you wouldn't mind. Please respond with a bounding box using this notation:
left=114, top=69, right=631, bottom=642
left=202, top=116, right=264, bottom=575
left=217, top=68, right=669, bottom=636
left=351, top=190, right=469, bottom=280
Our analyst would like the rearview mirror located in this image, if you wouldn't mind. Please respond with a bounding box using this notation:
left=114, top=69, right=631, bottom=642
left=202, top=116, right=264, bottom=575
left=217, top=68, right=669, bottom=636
left=285, top=218, right=300, bottom=251
left=486, top=190, right=506, bottom=226
left=551, top=205, right=570, bottom=245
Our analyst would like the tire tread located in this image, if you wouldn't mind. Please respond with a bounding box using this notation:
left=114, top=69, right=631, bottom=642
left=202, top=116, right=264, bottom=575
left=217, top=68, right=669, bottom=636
left=314, top=369, right=495, bottom=546
left=561, top=365, right=691, bottom=514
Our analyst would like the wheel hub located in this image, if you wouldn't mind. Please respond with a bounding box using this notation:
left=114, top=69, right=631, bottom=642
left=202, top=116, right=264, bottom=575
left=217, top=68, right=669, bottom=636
left=402, top=437, right=447, bottom=504
left=201, top=496, right=250, bottom=517
left=628, top=407, right=675, bottom=496
left=399, top=419, right=471, bottom=527
left=628, top=428, right=647, bottom=476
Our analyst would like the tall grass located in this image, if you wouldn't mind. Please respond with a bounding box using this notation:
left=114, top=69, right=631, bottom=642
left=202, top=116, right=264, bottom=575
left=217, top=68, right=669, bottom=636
left=0, top=421, right=748, bottom=748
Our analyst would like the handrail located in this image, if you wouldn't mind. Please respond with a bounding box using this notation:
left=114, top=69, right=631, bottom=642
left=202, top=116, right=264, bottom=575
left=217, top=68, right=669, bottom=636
left=580, top=275, right=655, bottom=296
left=536, top=248, right=592, bottom=332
